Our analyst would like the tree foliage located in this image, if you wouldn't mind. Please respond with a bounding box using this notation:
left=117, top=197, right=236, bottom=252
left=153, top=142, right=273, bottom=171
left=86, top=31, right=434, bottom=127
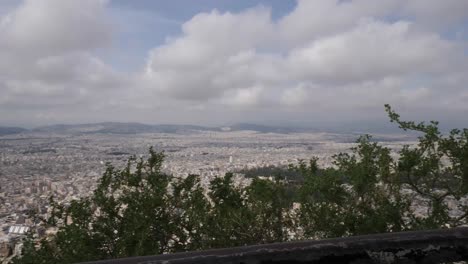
left=12, top=106, right=468, bottom=263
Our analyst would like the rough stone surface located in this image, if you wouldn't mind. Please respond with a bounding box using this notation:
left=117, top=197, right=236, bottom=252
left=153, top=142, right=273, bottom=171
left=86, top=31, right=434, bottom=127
left=81, top=228, right=468, bottom=264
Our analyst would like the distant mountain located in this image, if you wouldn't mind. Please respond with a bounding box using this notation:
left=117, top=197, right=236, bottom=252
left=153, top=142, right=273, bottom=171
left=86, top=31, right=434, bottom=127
left=0, top=126, right=28, bottom=136
left=1, top=122, right=415, bottom=136
left=33, top=123, right=148, bottom=134
left=29, top=122, right=311, bottom=135
left=32, top=122, right=220, bottom=134
left=1, top=122, right=318, bottom=135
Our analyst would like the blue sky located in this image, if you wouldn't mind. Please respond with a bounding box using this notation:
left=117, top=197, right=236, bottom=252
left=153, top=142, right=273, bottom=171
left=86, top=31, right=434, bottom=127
left=0, top=0, right=468, bottom=130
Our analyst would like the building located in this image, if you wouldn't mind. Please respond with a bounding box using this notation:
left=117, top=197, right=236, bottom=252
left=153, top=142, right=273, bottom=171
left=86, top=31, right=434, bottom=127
left=7, top=225, right=30, bottom=235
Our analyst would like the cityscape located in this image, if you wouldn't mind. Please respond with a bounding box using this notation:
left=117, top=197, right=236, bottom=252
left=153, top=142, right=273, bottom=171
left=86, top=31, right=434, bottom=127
left=0, top=126, right=416, bottom=260
left=2, top=0, right=468, bottom=262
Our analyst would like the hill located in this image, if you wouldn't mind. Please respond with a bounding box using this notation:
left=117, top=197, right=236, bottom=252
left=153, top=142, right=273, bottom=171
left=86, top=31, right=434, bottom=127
left=32, top=122, right=220, bottom=134
left=0, top=126, right=28, bottom=136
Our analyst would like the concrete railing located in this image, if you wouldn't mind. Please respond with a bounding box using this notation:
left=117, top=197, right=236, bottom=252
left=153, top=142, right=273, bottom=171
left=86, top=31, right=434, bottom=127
left=81, top=227, right=468, bottom=264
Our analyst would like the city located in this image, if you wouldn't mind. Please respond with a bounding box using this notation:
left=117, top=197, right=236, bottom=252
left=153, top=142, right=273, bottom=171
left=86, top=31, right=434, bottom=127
left=2, top=0, right=468, bottom=262
left=0, top=128, right=415, bottom=260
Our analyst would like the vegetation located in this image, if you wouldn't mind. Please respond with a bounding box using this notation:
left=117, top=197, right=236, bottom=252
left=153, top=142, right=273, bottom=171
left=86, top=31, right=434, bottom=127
left=238, top=165, right=304, bottom=182
left=12, top=105, right=468, bottom=263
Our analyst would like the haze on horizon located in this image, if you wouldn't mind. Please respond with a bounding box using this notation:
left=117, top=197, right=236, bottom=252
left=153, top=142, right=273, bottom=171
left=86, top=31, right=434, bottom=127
left=1, top=0, right=467, bottom=130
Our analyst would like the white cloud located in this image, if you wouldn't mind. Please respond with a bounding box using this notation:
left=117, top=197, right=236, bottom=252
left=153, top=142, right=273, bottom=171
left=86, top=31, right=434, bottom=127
left=0, top=0, right=125, bottom=117
left=1, top=0, right=468, bottom=127
left=143, top=4, right=466, bottom=117
left=0, top=0, right=111, bottom=56
left=278, top=0, right=398, bottom=46
left=278, top=0, right=468, bottom=45
left=147, top=7, right=273, bottom=69
left=143, top=7, right=277, bottom=101
left=222, top=85, right=264, bottom=107
left=287, top=19, right=457, bottom=83
left=280, top=84, right=309, bottom=107
left=402, top=0, right=468, bottom=29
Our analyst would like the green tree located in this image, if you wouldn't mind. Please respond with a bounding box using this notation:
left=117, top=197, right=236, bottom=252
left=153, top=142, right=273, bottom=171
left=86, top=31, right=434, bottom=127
left=293, top=136, right=411, bottom=239
left=385, top=104, right=468, bottom=229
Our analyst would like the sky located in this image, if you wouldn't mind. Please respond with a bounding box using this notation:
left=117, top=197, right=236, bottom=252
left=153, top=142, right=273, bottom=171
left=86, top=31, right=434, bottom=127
left=1, top=0, right=468, bottom=130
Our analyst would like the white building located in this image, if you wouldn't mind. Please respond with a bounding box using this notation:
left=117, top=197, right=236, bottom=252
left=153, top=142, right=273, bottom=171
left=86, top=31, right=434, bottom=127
left=7, top=226, right=30, bottom=235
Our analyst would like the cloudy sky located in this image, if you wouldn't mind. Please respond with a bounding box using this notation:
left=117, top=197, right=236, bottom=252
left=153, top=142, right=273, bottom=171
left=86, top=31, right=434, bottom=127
left=1, top=0, right=468, bottom=130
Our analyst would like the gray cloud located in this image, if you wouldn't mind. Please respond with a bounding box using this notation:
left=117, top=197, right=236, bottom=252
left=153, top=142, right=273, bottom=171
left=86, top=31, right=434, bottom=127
left=0, top=0, right=132, bottom=126
left=287, top=20, right=459, bottom=83
left=0, top=0, right=111, bottom=55
left=142, top=2, right=468, bottom=117
left=0, top=0, right=467, bottom=128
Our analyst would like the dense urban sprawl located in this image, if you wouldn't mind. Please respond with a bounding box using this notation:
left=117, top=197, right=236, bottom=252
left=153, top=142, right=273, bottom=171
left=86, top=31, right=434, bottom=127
left=0, top=130, right=414, bottom=261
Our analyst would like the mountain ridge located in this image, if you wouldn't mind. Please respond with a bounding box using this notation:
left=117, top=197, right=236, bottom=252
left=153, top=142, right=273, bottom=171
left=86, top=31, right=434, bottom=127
left=1, top=122, right=311, bottom=135
left=0, top=126, right=29, bottom=136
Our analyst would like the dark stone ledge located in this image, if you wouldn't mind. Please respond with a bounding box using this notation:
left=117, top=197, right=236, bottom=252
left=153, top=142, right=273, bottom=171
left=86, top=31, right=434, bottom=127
left=80, top=227, right=468, bottom=264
